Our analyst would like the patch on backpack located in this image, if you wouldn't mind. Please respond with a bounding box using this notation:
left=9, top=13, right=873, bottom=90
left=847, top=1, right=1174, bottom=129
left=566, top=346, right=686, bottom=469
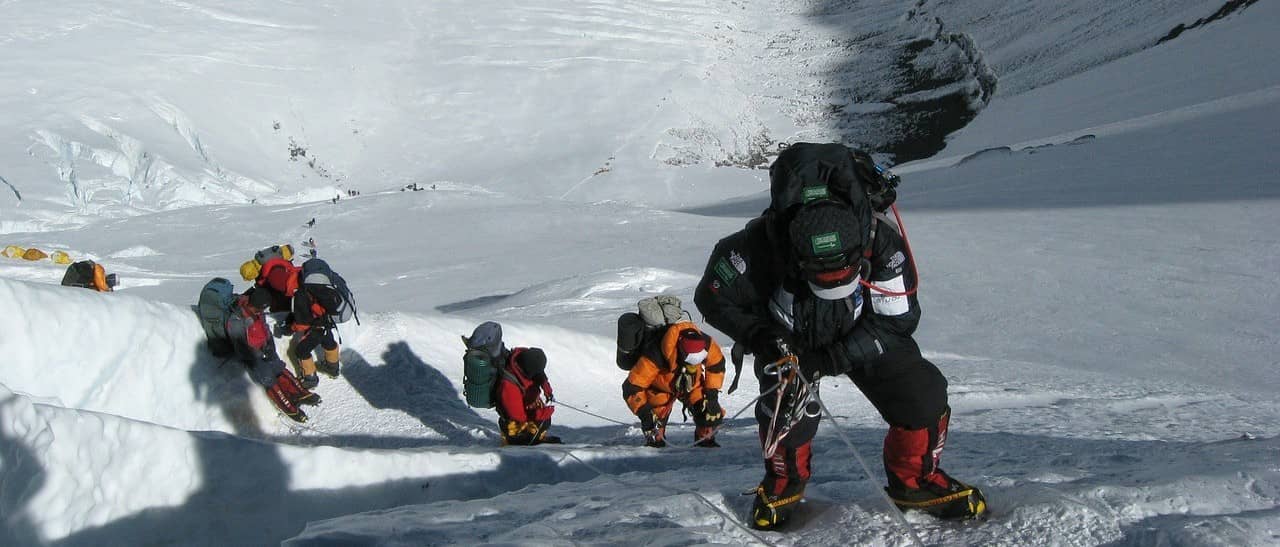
left=801, top=186, right=830, bottom=203
left=810, top=232, right=841, bottom=254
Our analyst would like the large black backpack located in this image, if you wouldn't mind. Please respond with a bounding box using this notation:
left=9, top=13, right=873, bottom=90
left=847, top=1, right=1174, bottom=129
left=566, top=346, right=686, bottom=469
left=764, top=142, right=904, bottom=269
left=299, top=258, right=358, bottom=325
left=768, top=142, right=899, bottom=216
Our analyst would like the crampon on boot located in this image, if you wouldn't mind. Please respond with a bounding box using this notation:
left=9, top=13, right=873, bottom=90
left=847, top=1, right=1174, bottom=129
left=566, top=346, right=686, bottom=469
left=317, top=347, right=341, bottom=378
left=266, top=384, right=307, bottom=423
left=883, top=408, right=986, bottom=519
left=643, top=427, right=667, bottom=448
left=694, top=426, right=719, bottom=448
left=298, top=373, right=319, bottom=390
left=885, top=469, right=987, bottom=520
left=749, top=484, right=805, bottom=531
left=316, top=360, right=340, bottom=378
left=276, top=371, right=321, bottom=406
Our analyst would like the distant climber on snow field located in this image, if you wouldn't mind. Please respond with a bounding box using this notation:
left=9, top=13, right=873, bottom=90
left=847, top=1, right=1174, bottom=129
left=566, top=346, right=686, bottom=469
left=694, top=142, right=987, bottom=530
left=227, top=288, right=320, bottom=422
left=621, top=318, right=727, bottom=448
left=495, top=347, right=561, bottom=446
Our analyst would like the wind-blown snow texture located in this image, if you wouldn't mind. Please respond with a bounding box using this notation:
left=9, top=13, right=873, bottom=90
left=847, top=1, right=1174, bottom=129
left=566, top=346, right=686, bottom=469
left=3, top=1, right=1279, bottom=546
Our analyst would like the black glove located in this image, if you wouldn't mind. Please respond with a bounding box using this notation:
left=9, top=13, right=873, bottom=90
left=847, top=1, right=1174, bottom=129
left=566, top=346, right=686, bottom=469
left=700, top=390, right=724, bottom=427
left=272, top=313, right=295, bottom=338
left=798, top=346, right=849, bottom=380
left=637, top=407, right=656, bottom=432
left=748, top=326, right=790, bottom=364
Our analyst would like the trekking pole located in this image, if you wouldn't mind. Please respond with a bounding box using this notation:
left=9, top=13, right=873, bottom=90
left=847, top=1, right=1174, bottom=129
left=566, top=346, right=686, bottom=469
left=807, top=379, right=925, bottom=547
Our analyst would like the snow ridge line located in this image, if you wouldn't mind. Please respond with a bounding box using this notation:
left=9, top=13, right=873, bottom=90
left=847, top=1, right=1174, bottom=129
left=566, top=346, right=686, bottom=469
left=898, top=83, right=1280, bottom=174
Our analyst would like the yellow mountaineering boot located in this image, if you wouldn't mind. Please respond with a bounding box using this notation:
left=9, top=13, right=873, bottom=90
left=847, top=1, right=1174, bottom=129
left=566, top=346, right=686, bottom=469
left=317, top=347, right=341, bottom=378
left=886, top=469, right=987, bottom=520
left=749, top=485, right=805, bottom=531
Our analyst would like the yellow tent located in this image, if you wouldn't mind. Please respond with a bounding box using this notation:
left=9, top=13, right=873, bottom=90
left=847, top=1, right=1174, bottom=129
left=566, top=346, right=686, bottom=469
left=51, top=250, right=73, bottom=264
left=2, top=245, right=24, bottom=258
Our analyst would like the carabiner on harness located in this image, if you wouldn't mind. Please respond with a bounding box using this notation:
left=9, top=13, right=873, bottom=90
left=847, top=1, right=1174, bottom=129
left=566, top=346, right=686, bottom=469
left=760, top=354, right=820, bottom=459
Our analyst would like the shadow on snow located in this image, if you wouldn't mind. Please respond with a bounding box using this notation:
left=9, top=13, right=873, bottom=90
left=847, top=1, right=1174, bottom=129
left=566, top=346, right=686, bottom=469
left=14, top=340, right=1275, bottom=545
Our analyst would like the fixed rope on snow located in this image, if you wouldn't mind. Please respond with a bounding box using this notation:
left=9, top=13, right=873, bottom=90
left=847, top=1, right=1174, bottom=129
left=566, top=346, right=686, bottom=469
left=798, top=372, right=926, bottom=547
left=553, top=400, right=634, bottom=427
left=556, top=380, right=785, bottom=451
left=545, top=445, right=779, bottom=546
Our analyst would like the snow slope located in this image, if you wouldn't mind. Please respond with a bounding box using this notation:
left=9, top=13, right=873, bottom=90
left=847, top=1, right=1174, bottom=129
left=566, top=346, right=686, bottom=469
left=3, top=0, right=1279, bottom=546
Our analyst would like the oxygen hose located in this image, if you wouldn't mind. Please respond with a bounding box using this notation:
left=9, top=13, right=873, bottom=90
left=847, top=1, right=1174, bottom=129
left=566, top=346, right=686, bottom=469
left=860, top=203, right=921, bottom=298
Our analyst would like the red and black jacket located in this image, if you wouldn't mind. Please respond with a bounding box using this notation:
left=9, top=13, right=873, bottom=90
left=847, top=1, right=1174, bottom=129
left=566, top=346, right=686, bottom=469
left=225, top=295, right=279, bottom=368
left=495, top=348, right=554, bottom=423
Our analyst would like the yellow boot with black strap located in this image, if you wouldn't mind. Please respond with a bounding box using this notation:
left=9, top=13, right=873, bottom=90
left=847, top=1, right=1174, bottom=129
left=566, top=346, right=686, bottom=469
left=296, top=356, right=320, bottom=390
left=748, top=439, right=812, bottom=531
left=500, top=420, right=561, bottom=446
left=749, top=483, right=805, bottom=531
left=885, top=469, right=987, bottom=520
left=316, top=346, right=341, bottom=378
left=882, top=409, right=988, bottom=520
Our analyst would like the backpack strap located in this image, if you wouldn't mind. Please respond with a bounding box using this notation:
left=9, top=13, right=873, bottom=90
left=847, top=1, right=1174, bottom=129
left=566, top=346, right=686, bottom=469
left=859, top=205, right=919, bottom=297
left=859, top=214, right=878, bottom=277
left=726, top=343, right=746, bottom=394
left=502, top=349, right=526, bottom=387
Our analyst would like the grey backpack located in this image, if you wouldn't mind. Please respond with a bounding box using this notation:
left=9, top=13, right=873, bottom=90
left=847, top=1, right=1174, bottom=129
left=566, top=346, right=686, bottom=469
left=615, top=295, right=684, bottom=370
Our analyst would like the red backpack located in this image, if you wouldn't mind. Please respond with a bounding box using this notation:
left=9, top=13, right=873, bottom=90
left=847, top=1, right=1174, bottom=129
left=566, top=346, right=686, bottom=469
left=257, top=257, right=300, bottom=297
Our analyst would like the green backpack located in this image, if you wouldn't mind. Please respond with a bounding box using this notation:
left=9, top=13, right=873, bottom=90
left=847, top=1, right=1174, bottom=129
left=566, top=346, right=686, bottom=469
left=462, top=321, right=506, bottom=408
left=197, top=278, right=238, bottom=357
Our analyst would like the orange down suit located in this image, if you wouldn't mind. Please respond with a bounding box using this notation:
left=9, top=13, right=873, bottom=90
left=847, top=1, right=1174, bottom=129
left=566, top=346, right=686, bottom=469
left=623, top=321, right=726, bottom=419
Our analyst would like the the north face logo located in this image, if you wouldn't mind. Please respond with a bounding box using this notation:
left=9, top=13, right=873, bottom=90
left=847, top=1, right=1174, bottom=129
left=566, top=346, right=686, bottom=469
left=811, top=232, right=841, bottom=254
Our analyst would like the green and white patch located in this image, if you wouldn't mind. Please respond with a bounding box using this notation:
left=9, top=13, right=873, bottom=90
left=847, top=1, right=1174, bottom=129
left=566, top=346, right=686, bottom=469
left=801, top=186, right=830, bottom=203
left=810, top=232, right=842, bottom=254
left=714, top=257, right=739, bottom=283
